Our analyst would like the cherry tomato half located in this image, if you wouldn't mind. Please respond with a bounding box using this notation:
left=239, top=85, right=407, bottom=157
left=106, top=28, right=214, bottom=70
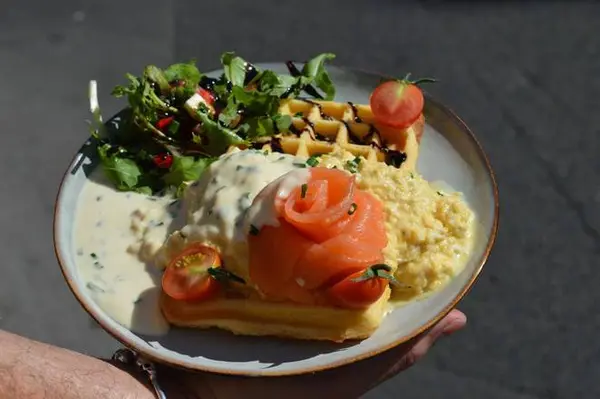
left=326, top=265, right=392, bottom=309
left=162, top=243, right=222, bottom=302
left=370, top=80, right=425, bottom=129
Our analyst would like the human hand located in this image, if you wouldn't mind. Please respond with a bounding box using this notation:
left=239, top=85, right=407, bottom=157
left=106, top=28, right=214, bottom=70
left=157, top=309, right=466, bottom=399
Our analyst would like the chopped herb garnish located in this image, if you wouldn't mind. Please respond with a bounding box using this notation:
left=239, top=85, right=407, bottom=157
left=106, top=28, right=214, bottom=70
left=90, top=253, right=98, bottom=259
left=294, top=162, right=307, bottom=168
left=294, top=112, right=304, bottom=117
left=93, top=261, right=104, bottom=269
left=86, top=282, right=105, bottom=293
left=345, top=156, right=361, bottom=173
left=301, top=184, right=308, bottom=198
left=249, top=224, right=260, bottom=236
left=437, top=191, right=444, bottom=196
left=348, top=202, right=357, bottom=215
left=306, top=155, right=320, bottom=167
left=351, top=264, right=411, bottom=288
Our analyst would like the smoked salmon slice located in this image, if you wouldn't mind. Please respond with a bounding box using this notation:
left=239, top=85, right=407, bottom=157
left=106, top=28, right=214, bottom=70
left=248, top=167, right=388, bottom=307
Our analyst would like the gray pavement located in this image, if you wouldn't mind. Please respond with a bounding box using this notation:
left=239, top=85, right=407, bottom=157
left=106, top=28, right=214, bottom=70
left=1, top=1, right=598, bottom=398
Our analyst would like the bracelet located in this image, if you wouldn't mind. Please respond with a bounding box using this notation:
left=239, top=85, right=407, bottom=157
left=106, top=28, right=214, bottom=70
left=112, top=348, right=167, bottom=399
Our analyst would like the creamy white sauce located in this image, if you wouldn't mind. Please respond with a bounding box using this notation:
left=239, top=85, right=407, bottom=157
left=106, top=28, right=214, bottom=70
left=246, top=168, right=310, bottom=230
left=182, top=149, right=308, bottom=243
left=73, top=170, right=183, bottom=336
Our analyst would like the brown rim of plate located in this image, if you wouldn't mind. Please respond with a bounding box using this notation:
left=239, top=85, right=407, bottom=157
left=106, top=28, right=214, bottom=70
left=53, top=69, right=499, bottom=378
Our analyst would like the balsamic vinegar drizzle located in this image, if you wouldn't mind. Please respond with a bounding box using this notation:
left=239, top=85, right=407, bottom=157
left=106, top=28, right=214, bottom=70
left=301, top=117, right=318, bottom=141
left=342, top=121, right=363, bottom=145
left=303, top=99, right=332, bottom=120
left=347, top=102, right=363, bottom=123
left=243, top=62, right=259, bottom=86
left=285, top=61, right=324, bottom=99
left=282, top=100, right=407, bottom=168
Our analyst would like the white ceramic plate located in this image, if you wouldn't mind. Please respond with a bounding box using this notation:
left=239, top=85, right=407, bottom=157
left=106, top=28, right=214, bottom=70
left=54, top=63, right=499, bottom=376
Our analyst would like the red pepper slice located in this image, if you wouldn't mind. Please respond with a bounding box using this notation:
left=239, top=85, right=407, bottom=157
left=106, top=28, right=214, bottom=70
left=197, top=88, right=215, bottom=105
left=153, top=153, right=173, bottom=169
left=156, top=116, right=174, bottom=131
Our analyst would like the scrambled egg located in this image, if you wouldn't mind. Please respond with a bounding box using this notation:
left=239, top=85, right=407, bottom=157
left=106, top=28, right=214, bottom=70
left=318, top=149, right=475, bottom=301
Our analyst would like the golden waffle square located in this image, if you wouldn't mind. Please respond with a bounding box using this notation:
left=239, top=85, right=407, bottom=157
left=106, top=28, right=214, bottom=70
left=244, top=98, right=423, bottom=170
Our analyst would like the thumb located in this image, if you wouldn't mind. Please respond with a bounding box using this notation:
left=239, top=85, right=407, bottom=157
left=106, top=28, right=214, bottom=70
left=396, top=310, right=467, bottom=371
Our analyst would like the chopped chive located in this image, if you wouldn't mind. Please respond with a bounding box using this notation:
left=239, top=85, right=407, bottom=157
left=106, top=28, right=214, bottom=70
left=344, top=156, right=361, bottom=173
left=301, top=184, right=308, bottom=199
left=86, top=282, right=104, bottom=293
left=90, top=253, right=97, bottom=259
left=437, top=191, right=444, bottom=196
left=294, top=162, right=307, bottom=168
left=306, top=156, right=320, bottom=167
left=294, top=112, right=303, bottom=117
left=348, top=203, right=358, bottom=215
left=250, top=224, right=260, bottom=236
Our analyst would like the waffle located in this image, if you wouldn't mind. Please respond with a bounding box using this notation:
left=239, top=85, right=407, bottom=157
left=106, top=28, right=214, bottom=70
left=161, top=99, right=424, bottom=342
left=160, top=286, right=391, bottom=343
left=244, top=98, right=424, bottom=170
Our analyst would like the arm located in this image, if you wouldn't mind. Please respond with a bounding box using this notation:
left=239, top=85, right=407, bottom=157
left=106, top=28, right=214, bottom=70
left=0, top=330, right=154, bottom=399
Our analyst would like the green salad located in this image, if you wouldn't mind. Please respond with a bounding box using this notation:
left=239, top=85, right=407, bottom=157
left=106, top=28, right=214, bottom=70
left=88, top=52, right=336, bottom=196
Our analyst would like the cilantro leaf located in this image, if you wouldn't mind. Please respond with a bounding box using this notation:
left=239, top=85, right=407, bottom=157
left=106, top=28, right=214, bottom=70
left=242, top=117, right=275, bottom=139
left=218, top=100, right=240, bottom=128
left=164, top=61, right=202, bottom=99
left=164, top=155, right=215, bottom=187
left=239, top=114, right=292, bottom=139
left=221, top=52, right=248, bottom=87
left=230, top=86, right=279, bottom=115
left=258, top=71, right=298, bottom=97
left=164, top=61, right=202, bottom=85
left=143, top=65, right=169, bottom=93
left=302, top=53, right=336, bottom=100
left=97, top=144, right=143, bottom=190
left=195, top=111, right=246, bottom=154
left=274, top=114, right=292, bottom=132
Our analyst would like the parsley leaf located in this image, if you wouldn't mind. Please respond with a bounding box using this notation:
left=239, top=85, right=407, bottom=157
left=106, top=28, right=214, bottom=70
left=164, top=155, right=215, bottom=187
left=97, top=144, right=143, bottom=190
left=221, top=52, right=248, bottom=87
left=302, top=53, right=336, bottom=100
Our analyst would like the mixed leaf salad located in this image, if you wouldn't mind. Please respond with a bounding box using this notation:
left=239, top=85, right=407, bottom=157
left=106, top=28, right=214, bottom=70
left=88, top=52, right=337, bottom=196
